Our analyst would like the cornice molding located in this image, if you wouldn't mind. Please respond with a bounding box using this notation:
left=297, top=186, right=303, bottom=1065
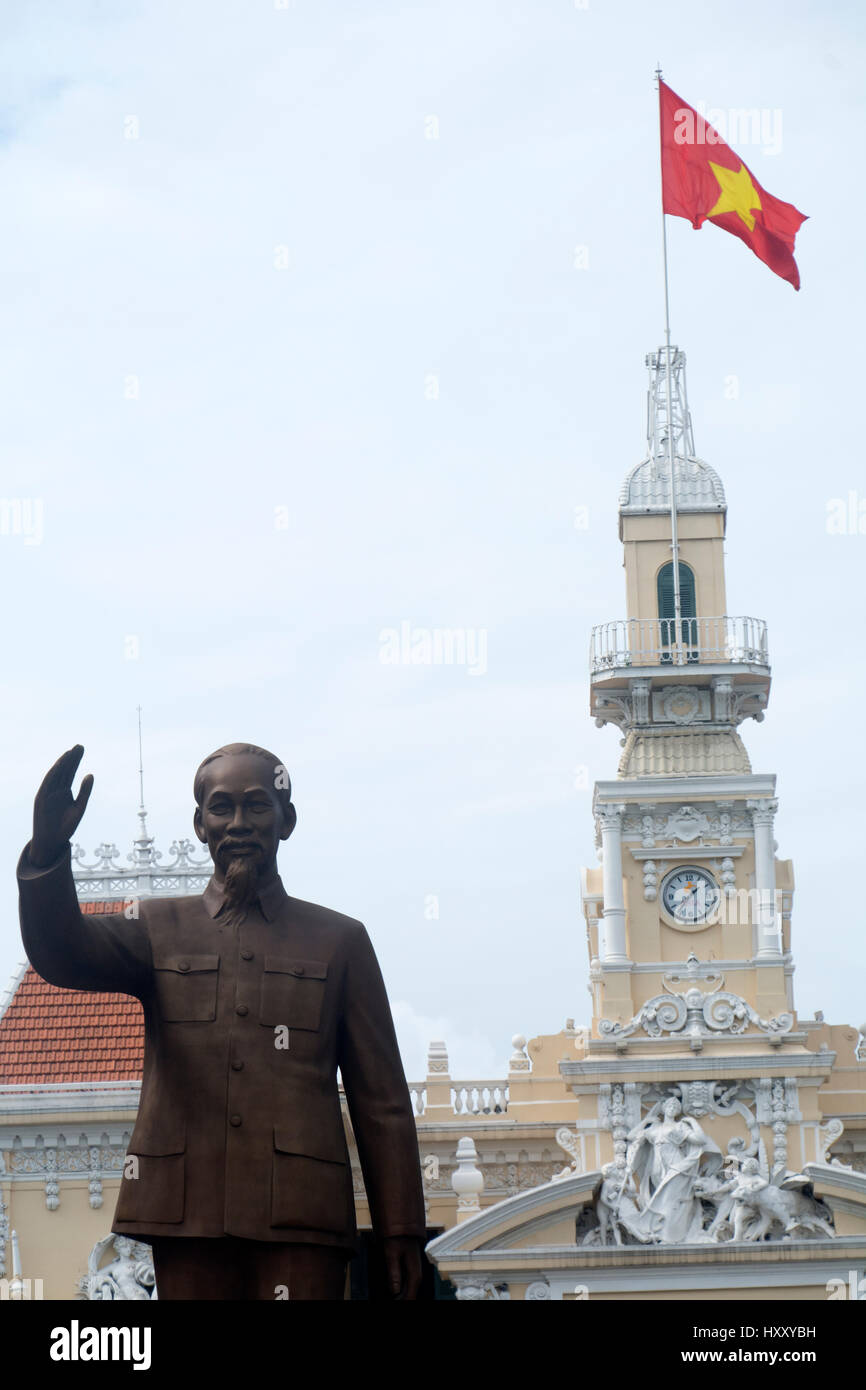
left=628, top=845, right=745, bottom=860
left=0, top=1082, right=141, bottom=1119
left=595, top=774, right=776, bottom=806
left=560, top=1052, right=836, bottom=1080
left=593, top=954, right=795, bottom=975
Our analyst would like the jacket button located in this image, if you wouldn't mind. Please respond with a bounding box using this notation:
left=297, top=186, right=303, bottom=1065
left=231, top=1059, right=244, bottom=1071
left=230, top=1114, right=242, bottom=1127
left=177, top=960, right=190, bottom=972
left=235, top=1004, right=249, bottom=1017
left=241, top=950, right=253, bottom=961
left=293, top=965, right=305, bottom=976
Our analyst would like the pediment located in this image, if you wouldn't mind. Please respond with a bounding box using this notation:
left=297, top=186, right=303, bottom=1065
left=427, top=1172, right=601, bottom=1258
left=426, top=1162, right=866, bottom=1260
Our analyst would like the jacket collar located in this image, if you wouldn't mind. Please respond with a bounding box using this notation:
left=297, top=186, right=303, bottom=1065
left=202, top=873, right=288, bottom=923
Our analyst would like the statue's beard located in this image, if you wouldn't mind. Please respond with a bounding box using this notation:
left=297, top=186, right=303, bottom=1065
left=223, top=854, right=258, bottom=910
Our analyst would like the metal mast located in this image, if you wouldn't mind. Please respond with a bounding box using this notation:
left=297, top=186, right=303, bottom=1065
left=645, top=347, right=695, bottom=464
left=133, top=704, right=153, bottom=864
left=656, top=65, right=682, bottom=634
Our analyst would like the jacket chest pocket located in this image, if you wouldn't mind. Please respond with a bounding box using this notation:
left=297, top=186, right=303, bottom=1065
left=260, top=958, right=328, bottom=1031
left=153, top=954, right=220, bottom=1022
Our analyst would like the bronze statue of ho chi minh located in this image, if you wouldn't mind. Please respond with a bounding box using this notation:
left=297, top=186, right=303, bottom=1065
left=17, top=743, right=426, bottom=1300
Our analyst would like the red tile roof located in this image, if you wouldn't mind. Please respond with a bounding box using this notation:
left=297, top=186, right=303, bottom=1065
left=0, top=901, right=144, bottom=1084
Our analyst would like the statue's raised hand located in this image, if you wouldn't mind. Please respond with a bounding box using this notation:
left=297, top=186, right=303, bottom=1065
left=30, top=745, right=94, bottom=868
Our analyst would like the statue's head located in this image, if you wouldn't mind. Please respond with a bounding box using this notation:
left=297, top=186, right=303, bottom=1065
left=741, top=1157, right=759, bottom=1175
left=662, top=1097, right=682, bottom=1119
left=193, top=743, right=296, bottom=904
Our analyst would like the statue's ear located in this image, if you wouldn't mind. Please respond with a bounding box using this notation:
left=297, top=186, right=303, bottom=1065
left=280, top=802, right=297, bottom=842
left=193, top=805, right=207, bottom=844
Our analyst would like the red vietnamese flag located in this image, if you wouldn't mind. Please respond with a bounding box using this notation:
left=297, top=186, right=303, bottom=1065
left=659, top=79, right=807, bottom=289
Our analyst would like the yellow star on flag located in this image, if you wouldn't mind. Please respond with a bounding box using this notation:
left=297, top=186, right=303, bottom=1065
left=708, top=161, right=762, bottom=230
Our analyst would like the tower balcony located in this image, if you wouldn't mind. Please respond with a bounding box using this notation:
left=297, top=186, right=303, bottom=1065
left=589, top=616, right=771, bottom=731
left=590, top=616, right=768, bottom=674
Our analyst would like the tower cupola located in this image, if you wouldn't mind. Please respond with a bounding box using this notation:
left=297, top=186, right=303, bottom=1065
left=590, top=347, right=770, bottom=778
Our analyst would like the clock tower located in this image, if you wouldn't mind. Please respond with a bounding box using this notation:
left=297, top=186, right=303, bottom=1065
left=583, top=345, right=788, bottom=1033
left=425, top=345, right=866, bottom=1296
left=425, top=344, right=866, bottom=1296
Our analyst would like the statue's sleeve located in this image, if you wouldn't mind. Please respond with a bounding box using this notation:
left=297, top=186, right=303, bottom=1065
left=337, top=923, right=426, bottom=1240
left=17, top=843, right=151, bottom=997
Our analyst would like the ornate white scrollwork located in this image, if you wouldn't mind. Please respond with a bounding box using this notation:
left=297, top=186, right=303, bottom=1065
left=599, top=975, right=794, bottom=1047
left=594, top=693, right=632, bottom=729
left=87, top=1145, right=103, bottom=1211
left=746, top=796, right=779, bottom=826
left=631, top=680, right=651, bottom=725
left=719, top=855, right=736, bottom=895
left=44, top=1148, right=59, bottom=1211
left=553, top=1127, right=583, bottom=1178
left=661, top=805, right=711, bottom=843
left=72, top=842, right=122, bottom=871
left=525, top=1281, right=551, bottom=1300
left=655, top=687, right=706, bottom=725
left=819, top=1117, right=850, bottom=1167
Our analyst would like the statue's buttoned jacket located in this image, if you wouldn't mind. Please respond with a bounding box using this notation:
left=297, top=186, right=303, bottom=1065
left=17, top=847, right=426, bottom=1252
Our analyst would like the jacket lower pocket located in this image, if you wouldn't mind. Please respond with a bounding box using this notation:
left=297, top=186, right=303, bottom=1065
left=114, top=1152, right=185, bottom=1224
left=271, top=1143, right=351, bottom=1234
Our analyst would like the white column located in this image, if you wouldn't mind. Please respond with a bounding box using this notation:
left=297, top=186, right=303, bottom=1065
left=598, top=804, right=629, bottom=964
left=748, top=798, right=781, bottom=958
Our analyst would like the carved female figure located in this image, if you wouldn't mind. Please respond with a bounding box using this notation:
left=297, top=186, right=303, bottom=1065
left=623, top=1097, right=723, bottom=1243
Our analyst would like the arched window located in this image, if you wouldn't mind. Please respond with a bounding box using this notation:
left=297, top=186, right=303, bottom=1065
left=657, top=561, right=698, bottom=658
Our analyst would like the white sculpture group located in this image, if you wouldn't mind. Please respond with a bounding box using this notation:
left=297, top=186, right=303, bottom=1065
left=587, top=1097, right=833, bottom=1246
left=77, top=1235, right=157, bottom=1299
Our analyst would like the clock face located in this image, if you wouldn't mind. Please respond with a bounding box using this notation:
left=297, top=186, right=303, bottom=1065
left=661, top=866, right=720, bottom=925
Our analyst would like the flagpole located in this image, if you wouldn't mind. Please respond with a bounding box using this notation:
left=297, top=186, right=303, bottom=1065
left=656, top=65, right=682, bottom=644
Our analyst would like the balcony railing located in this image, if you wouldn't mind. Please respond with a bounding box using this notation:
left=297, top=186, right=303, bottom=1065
left=590, top=616, right=768, bottom=674
left=407, top=1082, right=509, bottom=1118
left=340, top=1080, right=509, bottom=1119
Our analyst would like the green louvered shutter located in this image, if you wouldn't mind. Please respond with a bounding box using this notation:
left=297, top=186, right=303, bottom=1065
left=657, top=562, right=697, bottom=652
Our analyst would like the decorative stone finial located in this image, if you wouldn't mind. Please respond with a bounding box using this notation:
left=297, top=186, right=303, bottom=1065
left=509, top=1034, right=530, bottom=1072
left=452, top=1137, right=484, bottom=1222
left=426, top=1040, right=449, bottom=1076
left=8, top=1228, right=23, bottom=1299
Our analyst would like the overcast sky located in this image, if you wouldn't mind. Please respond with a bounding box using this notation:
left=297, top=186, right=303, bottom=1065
left=0, top=0, right=863, bottom=1079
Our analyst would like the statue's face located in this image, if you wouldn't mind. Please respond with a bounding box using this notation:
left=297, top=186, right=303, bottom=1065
left=663, top=1099, right=681, bottom=1119
left=193, top=752, right=293, bottom=878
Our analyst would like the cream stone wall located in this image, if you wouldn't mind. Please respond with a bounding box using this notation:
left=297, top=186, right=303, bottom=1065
left=2, top=1177, right=125, bottom=1300
left=0, top=1095, right=136, bottom=1301
left=621, top=513, right=727, bottom=622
